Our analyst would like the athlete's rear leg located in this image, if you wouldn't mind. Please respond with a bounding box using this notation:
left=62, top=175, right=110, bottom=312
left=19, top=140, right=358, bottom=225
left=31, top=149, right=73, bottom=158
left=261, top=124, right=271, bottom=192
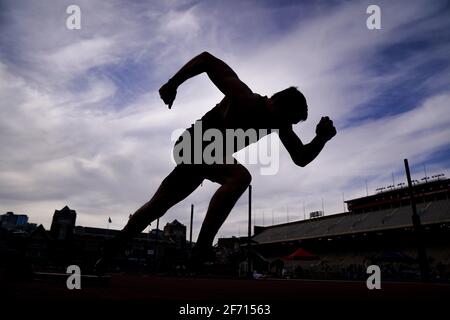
left=121, top=168, right=202, bottom=240
left=95, top=165, right=203, bottom=273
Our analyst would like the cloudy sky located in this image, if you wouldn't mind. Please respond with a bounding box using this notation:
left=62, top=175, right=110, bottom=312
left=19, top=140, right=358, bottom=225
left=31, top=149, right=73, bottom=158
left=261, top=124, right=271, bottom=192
left=1, top=0, right=449, bottom=241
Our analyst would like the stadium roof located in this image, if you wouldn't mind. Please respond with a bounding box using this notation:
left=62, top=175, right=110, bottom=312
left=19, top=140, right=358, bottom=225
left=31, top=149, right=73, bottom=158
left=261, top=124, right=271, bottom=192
left=345, top=179, right=450, bottom=212
left=252, top=198, right=450, bottom=244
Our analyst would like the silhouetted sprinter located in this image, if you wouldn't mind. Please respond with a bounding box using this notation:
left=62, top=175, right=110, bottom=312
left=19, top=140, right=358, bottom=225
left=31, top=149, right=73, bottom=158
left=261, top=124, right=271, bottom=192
left=95, top=52, right=336, bottom=273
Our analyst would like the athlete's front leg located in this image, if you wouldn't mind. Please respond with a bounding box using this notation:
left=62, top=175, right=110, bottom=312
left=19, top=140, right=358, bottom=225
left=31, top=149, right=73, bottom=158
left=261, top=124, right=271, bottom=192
left=194, top=163, right=252, bottom=258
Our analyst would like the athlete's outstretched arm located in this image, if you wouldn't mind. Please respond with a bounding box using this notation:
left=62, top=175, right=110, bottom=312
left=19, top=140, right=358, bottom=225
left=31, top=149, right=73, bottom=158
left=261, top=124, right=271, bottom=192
left=279, top=117, right=337, bottom=167
left=159, top=51, right=253, bottom=108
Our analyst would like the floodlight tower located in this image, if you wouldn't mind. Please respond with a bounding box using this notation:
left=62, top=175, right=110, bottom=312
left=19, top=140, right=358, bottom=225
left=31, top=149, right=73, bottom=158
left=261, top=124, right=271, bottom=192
left=404, top=159, right=430, bottom=282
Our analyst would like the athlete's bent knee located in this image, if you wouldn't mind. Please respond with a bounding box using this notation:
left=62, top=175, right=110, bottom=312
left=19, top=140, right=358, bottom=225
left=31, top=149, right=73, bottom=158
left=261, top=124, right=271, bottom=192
left=231, top=167, right=252, bottom=189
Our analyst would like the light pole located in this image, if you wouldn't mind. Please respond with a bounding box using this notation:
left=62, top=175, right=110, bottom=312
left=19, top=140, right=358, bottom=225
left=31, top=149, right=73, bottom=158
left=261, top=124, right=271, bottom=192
left=190, top=204, right=194, bottom=249
left=154, top=218, right=160, bottom=273
left=404, top=159, right=430, bottom=282
left=247, top=184, right=252, bottom=278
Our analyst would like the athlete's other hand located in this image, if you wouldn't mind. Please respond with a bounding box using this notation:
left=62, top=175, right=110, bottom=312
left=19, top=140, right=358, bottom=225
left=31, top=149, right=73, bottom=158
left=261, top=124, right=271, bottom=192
left=316, top=116, right=337, bottom=142
left=159, top=80, right=177, bottom=109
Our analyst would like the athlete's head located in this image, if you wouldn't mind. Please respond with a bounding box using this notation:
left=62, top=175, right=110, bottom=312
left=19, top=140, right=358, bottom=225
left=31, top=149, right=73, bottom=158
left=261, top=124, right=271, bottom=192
left=269, top=87, right=308, bottom=124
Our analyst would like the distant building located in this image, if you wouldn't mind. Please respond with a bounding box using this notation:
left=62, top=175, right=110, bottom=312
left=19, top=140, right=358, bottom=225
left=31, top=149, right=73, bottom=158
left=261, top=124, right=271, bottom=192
left=164, top=220, right=186, bottom=249
left=149, top=228, right=165, bottom=241
left=50, top=206, right=76, bottom=240
left=0, top=206, right=189, bottom=274
left=217, top=236, right=249, bottom=252
left=0, top=212, right=29, bottom=230
left=216, top=236, right=249, bottom=263
left=309, top=211, right=324, bottom=219
left=27, top=225, right=51, bottom=264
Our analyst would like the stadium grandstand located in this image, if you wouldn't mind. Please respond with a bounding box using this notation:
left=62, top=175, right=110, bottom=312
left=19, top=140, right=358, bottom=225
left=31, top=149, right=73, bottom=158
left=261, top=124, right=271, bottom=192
left=251, top=178, right=450, bottom=281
